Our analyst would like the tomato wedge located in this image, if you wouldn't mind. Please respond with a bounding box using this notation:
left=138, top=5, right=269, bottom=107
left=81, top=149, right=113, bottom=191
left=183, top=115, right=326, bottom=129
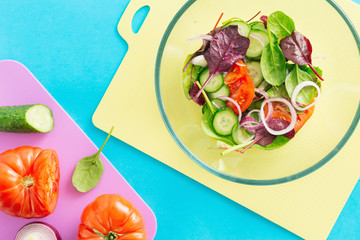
left=0, top=146, right=59, bottom=218
left=224, top=60, right=255, bottom=114
left=77, top=194, right=147, bottom=240
left=265, top=101, right=315, bottom=132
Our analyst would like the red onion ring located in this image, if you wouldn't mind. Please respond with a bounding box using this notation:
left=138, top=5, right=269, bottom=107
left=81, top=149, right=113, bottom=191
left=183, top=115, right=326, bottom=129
left=291, top=81, right=321, bottom=111
left=216, top=96, right=242, bottom=122
left=187, top=34, right=213, bottom=43
left=260, top=97, right=297, bottom=135
left=235, top=62, right=246, bottom=67
left=255, top=88, right=273, bottom=122
left=245, top=109, right=261, bottom=119
left=255, top=88, right=270, bottom=99
left=240, top=116, right=262, bottom=131
left=15, top=222, right=61, bottom=240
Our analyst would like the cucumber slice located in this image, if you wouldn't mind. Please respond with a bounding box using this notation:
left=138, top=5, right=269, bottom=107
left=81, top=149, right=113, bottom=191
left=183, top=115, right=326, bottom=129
left=246, top=62, right=263, bottom=87
left=0, top=104, right=54, bottom=133
left=201, top=106, right=235, bottom=146
left=250, top=21, right=266, bottom=32
left=246, top=29, right=270, bottom=59
left=232, top=124, right=253, bottom=145
left=212, top=108, right=238, bottom=136
left=223, top=20, right=251, bottom=37
left=202, top=99, right=226, bottom=114
left=212, top=99, right=226, bottom=109
left=199, top=68, right=224, bottom=93
left=208, top=84, right=230, bottom=100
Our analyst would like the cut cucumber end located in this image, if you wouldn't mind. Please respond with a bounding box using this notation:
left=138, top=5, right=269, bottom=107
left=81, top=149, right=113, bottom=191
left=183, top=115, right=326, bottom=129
left=246, top=62, right=263, bottom=87
left=223, top=20, right=251, bottom=37
left=26, top=104, right=54, bottom=133
left=246, top=29, right=270, bottom=59
left=199, top=68, right=224, bottom=93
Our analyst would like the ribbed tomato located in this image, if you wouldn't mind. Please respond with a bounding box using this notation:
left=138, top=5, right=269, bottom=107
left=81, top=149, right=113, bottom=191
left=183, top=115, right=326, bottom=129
left=77, top=194, right=147, bottom=240
left=0, top=146, right=60, bottom=218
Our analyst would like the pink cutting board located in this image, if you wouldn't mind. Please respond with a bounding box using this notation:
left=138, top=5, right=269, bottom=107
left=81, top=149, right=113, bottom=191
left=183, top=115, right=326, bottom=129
left=0, top=60, right=157, bottom=239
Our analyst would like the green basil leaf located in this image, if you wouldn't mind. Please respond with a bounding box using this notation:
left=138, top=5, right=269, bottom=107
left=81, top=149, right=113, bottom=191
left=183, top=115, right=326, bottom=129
left=267, top=11, right=295, bottom=39
left=72, top=127, right=114, bottom=193
left=285, top=65, right=316, bottom=105
left=182, top=54, right=203, bottom=100
left=260, top=43, right=286, bottom=86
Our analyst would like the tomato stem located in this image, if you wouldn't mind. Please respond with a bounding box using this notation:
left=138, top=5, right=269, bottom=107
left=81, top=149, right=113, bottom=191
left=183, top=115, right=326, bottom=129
left=22, top=175, right=34, bottom=188
left=106, top=232, right=119, bottom=240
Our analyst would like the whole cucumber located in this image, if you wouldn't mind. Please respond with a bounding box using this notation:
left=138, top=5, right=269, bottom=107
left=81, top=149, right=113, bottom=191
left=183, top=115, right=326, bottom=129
left=0, top=104, right=54, bottom=133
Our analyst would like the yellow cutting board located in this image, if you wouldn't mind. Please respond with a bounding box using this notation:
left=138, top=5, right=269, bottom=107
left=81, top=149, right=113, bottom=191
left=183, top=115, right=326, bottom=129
left=93, top=0, right=360, bottom=239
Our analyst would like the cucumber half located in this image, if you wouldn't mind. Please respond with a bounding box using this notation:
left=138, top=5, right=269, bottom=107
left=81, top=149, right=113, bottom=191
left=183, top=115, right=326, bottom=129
left=223, top=20, right=251, bottom=37
left=246, top=29, right=270, bottom=59
left=250, top=21, right=266, bottom=32
left=0, top=104, right=54, bottom=133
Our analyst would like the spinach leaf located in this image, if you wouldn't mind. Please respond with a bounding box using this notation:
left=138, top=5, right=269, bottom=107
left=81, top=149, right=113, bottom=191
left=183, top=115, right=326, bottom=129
left=260, top=40, right=286, bottom=86
left=285, top=65, right=316, bottom=105
left=267, top=84, right=289, bottom=99
left=267, top=11, right=295, bottom=39
left=182, top=54, right=203, bottom=100
left=201, top=105, right=235, bottom=146
left=72, top=127, right=114, bottom=192
left=299, top=65, right=323, bottom=84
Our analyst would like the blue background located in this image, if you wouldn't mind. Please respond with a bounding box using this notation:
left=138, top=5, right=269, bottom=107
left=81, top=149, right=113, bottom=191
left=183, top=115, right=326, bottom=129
left=0, top=0, right=359, bottom=239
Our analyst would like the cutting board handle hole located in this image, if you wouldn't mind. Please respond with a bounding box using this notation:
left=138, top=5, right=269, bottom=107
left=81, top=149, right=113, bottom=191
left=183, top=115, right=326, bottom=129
left=131, top=5, right=150, bottom=34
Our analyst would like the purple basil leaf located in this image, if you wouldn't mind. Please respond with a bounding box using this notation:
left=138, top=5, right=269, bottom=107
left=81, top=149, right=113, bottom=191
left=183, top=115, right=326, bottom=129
left=283, top=128, right=295, bottom=139
left=195, top=26, right=250, bottom=98
left=268, top=118, right=290, bottom=131
left=189, top=83, right=205, bottom=106
left=183, top=27, right=222, bottom=71
left=260, top=15, right=268, bottom=28
left=268, top=118, right=295, bottom=139
left=280, top=31, right=324, bottom=81
left=280, top=30, right=312, bottom=65
left=256, top=127, right=276, bottom=146
left=241, top=118, right=295, bottom=152
left=204, top=25, right=250, bottom=75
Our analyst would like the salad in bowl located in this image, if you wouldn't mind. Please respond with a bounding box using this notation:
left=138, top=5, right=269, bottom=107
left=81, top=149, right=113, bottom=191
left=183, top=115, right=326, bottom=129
left=182, top=11, right=323, bottom=155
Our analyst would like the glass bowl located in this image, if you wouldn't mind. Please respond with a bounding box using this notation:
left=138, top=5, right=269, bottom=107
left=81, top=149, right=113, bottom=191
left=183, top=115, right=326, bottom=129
left=155, top=0, right=360, bottom=185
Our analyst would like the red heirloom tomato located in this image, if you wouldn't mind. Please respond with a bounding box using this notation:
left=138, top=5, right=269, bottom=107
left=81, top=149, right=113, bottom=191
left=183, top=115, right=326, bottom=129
left=77, top=194, right=147, bottom=240
left=0, top=146, right=60, bottom=218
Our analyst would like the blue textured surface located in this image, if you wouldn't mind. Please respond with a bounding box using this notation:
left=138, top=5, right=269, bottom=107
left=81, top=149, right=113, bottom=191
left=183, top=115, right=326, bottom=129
left=0, top=0, right=359, bottom=239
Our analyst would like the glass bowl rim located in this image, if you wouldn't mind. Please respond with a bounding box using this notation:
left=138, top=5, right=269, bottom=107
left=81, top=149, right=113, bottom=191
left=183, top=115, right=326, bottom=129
left=155, top=0, right=360, bottom=185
